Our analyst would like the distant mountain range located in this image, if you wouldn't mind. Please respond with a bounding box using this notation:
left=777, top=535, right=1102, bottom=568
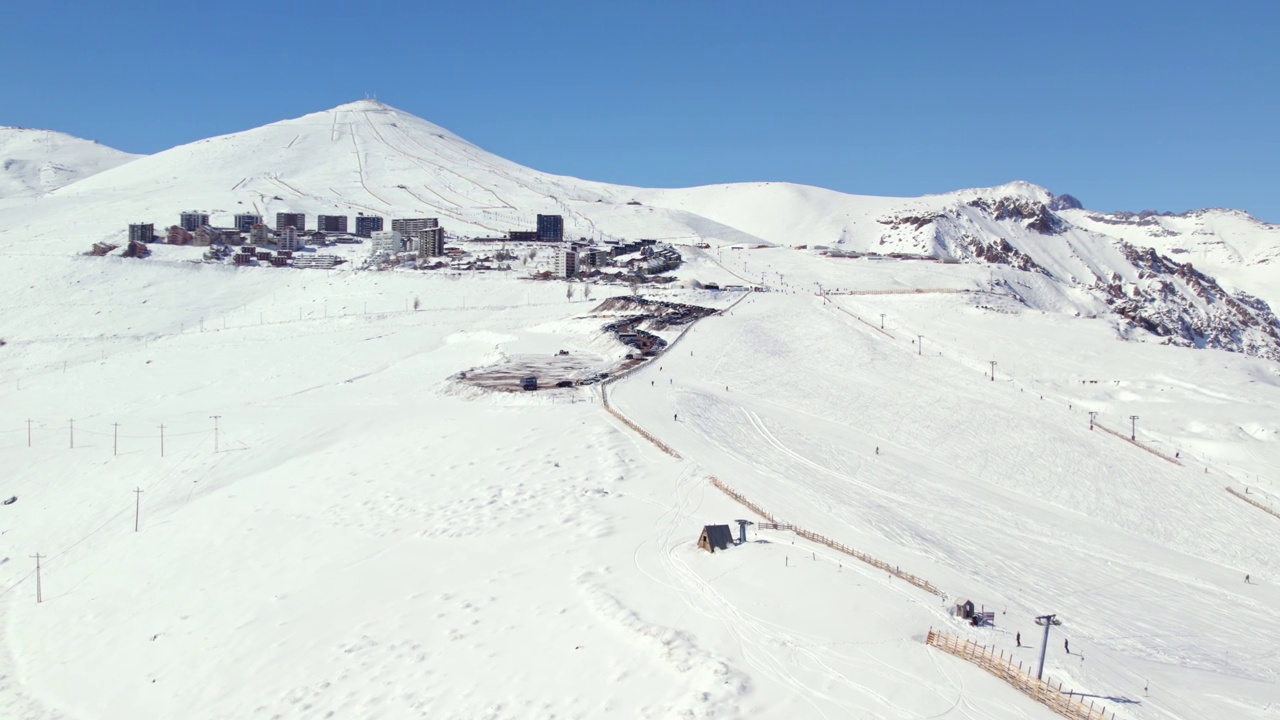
left=2, top=100, right=1278, bottom=358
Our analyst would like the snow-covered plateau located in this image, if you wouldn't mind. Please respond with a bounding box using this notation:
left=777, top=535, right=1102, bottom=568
left=0, top=101, right=1277, bottom=719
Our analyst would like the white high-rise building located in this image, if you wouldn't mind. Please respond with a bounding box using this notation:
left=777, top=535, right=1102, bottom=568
left=554, top=249, right=578, bottom=278
left=278, top=226, right=304, bottom=252
left=370, top=230, right=402, bottom=259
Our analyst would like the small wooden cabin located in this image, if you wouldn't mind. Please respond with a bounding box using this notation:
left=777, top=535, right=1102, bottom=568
left=697, top=524, right=734, bottom=553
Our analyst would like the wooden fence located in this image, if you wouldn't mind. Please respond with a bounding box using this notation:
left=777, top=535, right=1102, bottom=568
left=710, top=477, right=776, bottom=522
left=599, top=387, right=682, bottom=459
left=595, top=290, right=750, bottom=461
left=925, top=629, right=1117, bottom=720
left=710, top=478, right=944, bottom=598
left=1226, top=486, right=1280, bottom=522
left=1093, top=422, right=1182, bottom=466
left=598, top=294, right=935, bottom=600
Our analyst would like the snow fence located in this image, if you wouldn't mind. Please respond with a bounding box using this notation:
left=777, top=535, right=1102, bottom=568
left=1225, top=486, right=1280, bottom=523
left=925, top=629, right=1118, bottom=720
left=710, top=478, right=943, bottom=598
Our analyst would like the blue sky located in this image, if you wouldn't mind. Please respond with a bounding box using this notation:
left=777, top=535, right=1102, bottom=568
left=3, top=1, right=1277, bottom=220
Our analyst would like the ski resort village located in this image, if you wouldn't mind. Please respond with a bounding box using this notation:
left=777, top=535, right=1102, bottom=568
left=1, top=101, right=1279, bottom=720
left=104, top=209, right=688, bottom=280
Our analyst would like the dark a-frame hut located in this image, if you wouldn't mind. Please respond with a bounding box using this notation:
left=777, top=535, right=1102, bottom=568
left=697, top=524, right=734, bottom=553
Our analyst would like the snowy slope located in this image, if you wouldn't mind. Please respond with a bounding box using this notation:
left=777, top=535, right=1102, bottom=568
left=638, top=181, right=1280, bottom=359
left=0, top=127, right=139, bottom=199
left=3, top=101, right=1278, bottom=358
left=1, top=101, right=1279, bottom=717
left=2, top=246, right=1279, bottom=718
left=3, top=100, right=719, bottom=246
left=1064, top=206, right=1280, bottom=305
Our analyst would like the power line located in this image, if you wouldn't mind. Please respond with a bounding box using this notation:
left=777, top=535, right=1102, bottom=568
left=30, top=553, right=43, bottom=604
left=134, top=488, right=144, bottom=532
left=210, top=415, right=221, bottom=453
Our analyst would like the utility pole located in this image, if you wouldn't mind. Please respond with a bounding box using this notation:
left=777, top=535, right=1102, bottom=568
left=1034, top=613, right=1061, bottom=680
left=159, top=424, right=166, bottom=457
left=1088, top=411, right=1097, bottom=431
left=880, top=313, right=886, bottom=329
left=27, top=418, right=32, bottom=448
left=69, top=419, right=74, bottom=449
left=1129, top=415, right=1139, bottom=441
left=113, top=422, right=120, bottom=456
left=210, top=415, right=221, bottom=453
left=30, top=553, right=43, bottom=603
left=134, top=488, right=144, bottom=532
left=989, top=361, right=997, bottom=382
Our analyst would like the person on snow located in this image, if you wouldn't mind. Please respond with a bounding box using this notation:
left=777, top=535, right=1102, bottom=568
left=1064, top=639, right=1070, bottom=654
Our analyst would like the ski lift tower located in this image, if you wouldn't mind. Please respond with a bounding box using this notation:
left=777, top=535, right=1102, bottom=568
left=1034, top=614, right=1062, bottom=680
left=734, top=519, right=753, bottom=545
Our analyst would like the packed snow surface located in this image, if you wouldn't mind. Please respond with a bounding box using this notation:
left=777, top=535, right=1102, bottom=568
left=1, top=101, right=1279, bottom=719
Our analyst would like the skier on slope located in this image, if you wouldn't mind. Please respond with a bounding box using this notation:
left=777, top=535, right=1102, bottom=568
left=1064, top=639, right=1070, bottom=654
left=1016, top=632, right=1021, bottom=647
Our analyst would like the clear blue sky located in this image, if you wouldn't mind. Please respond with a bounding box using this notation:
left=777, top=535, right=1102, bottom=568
left=3, top=1, right=1277, bottom=220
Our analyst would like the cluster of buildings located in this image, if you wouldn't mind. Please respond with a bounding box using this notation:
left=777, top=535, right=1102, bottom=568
left=127, top=211, right=451, bottom=262
left=368, top=217, right=446, bottom=262
left=547, top=238, right=682, bottom=279
left=124, top=210, right=683, bottom=280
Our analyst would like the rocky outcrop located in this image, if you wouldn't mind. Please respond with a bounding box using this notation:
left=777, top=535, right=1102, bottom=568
left=967, top=197, right=1067, bottom=235
left=874, top=189, right=1280, bottom=360
left=1098, top=242, right=1280, bottom=359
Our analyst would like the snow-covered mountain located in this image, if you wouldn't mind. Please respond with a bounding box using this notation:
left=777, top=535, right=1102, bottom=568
left=1065, top=205, right=1280, bottom=300
left=3, top=101, right=1280, bottom=719
left=2, top=100, right=1279, bottom=361
left=0, top=127, right=139, bottom=199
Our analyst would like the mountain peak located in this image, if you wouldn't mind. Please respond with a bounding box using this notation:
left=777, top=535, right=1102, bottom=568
left=971, top=180, right=1054, bottom=203
left=0, top=126, right=139, bottom=199
left=331, top=99, right=394, bottom=112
